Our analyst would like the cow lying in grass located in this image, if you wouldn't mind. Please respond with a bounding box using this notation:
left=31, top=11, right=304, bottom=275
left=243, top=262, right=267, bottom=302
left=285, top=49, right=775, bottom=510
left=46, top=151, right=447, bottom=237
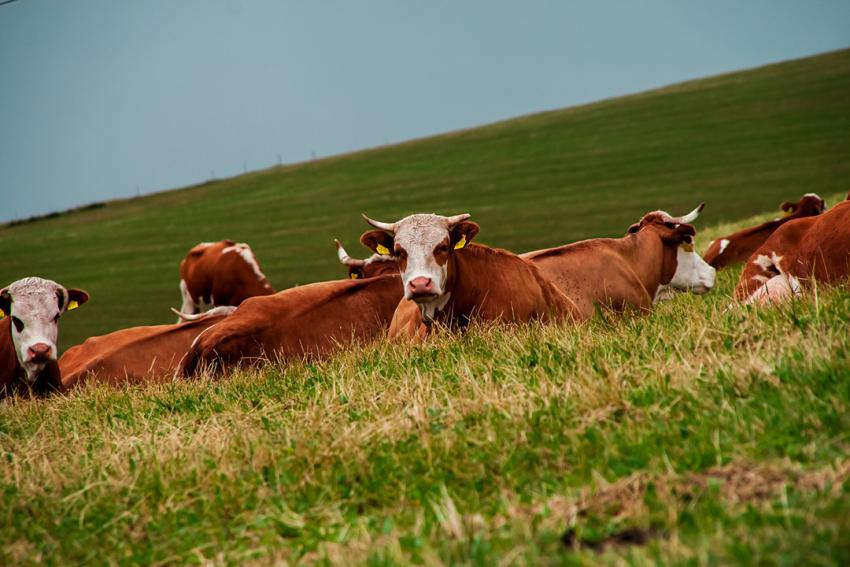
left=703, top=193, right=826, bottom=269
left=59, top=307, right=234, bottom=388
left=180, top=275, right=404, bottom=377
left=520, top=205, right=715, bottom=320
left=0, top=277, right=89, bottom=397
left=358, top=213, right=580, bottom=340
left=178, top=240, right=274, bottom=320
left=735, top=196, right=850, bottom=304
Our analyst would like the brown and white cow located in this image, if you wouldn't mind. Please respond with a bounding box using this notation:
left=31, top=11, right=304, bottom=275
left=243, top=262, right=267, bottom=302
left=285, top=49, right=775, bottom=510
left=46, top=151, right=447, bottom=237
left=334, top=239, right=398, bottom=280
left=0, top=277, right=89, bottom=397
left=59, top=307, right=233, bottom=389
left=734, top=197, right=850, bottom=304
left=359, top=213, right=579, bottom=339
left=703, top=193, right=826, bottom=269
left=178, top=240, right=274, bottom=319
left=520, top=205, right=714, bottom=320
left=180, top=274, right=403, bottom=376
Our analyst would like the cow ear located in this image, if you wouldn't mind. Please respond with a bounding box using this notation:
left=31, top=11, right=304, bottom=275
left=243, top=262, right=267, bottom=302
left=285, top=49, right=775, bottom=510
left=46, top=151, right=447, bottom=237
left=627, top=222, right=641, bottom=234
left=0, top=288, right=9, bottom=319
left=780, top=201, right=795, bottom=215
left=348, top=267, right=364, bottom=280
left=65, top=289, right=90, bottom=312
left=450, top=221, right=479, bottom=250
left=360, top=230, right=394, bottom=256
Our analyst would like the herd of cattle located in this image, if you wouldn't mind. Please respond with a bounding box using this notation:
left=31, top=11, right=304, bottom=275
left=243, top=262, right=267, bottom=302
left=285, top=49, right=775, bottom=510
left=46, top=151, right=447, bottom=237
left=1, top=191, right=848, bottom=398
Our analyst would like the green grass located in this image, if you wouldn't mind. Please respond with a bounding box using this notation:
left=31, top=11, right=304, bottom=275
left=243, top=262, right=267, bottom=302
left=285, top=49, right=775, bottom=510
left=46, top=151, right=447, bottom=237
left=1, top=49, right=849, bottom=349
left=1, top=49, right=849, bottom=564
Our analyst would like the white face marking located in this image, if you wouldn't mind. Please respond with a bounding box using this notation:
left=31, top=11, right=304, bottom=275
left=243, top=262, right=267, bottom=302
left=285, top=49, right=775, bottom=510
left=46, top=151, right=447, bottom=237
left=718, top=239, right=730, bottom=255
left=3, top=277, right=67, bottom=382
left=666, top=239, right=716, bottom=294
left=391, top=214, right=454, bottom=302
left=222, top=243, right=268, bottom=284
left=745, top=273, right=801, bottom=304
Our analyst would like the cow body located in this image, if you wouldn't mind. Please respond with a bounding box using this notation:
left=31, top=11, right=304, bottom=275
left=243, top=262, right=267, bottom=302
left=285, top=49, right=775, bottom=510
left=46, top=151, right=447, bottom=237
left=704, top=193, right=826, bottom=269
left=359, top=213, right=578, bottom=340
left=59, top=312, right=229, bottom=388
left=179, top=240, right=274, bottom=316
left=0, top=277, right=89, bottom=398
left=181, top=274, right=403, bottom=376
left=735, top=199, right=850, bottom=303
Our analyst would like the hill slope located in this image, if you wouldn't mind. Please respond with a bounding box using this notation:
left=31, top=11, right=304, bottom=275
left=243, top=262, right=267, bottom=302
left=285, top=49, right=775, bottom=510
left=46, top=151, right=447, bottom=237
left=2, top=49, right=849, bottom=348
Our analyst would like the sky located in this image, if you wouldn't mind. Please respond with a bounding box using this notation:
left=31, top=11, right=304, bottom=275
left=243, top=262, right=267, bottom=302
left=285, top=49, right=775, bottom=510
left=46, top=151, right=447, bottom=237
left=1, top=1, right=849, bottom=223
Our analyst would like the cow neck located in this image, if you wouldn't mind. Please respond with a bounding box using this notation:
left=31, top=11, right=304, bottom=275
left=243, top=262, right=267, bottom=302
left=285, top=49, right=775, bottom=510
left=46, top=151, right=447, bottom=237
left=433, top=246, right=502, bottom=323
left=623, top=229, right=676, bottom=298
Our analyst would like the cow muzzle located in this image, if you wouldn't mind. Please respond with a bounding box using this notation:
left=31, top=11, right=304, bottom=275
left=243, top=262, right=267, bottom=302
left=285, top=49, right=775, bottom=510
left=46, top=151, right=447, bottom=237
left=407, top=277, right=439, bottom=301
left=27, top=342, right=54, bottom=363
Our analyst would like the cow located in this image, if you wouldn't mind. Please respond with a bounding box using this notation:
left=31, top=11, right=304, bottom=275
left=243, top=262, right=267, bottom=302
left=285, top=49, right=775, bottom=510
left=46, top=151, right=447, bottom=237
left=178, top=240, right=274, bottom=319
left=0, top=277, right=89, bottom=398
left=703, top=193, right=826, bottom=269
left=358, top=213, right=580, bottom=340
left=734, top=197, right=850, bottom=304
left=334, top=239, right=398, bottom=280
left=180, top=274, right=403, bottom=377
left=520, top=205, right=714, bottom=320
left=58, top=307, right=234, bottom=389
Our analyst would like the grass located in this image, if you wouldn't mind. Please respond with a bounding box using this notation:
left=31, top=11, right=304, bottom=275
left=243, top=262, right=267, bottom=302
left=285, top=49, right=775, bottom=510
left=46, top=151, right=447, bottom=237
left=1, top=199, right=849, bottom=564
left=1, top=48, right=849, bottom=349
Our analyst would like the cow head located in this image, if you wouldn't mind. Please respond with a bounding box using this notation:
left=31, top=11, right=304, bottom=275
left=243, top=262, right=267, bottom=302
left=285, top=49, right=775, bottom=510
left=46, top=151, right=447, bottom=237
left=334, top=239, right=398, bottom=280
left=360, top=213, right=478, bottom=302
left=627, top=203, right=716, bottom=297
left=0, top=277, right=89, bottom=382
left=779, top=193, right=826, bottom=218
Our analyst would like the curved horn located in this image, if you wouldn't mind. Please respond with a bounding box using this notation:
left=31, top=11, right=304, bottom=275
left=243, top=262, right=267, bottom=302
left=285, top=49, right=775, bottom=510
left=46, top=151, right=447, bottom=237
left=334, top=239, right=365, bottom=267
left=675, top=203, right=704, bottom=224
left=445, top=213, right=471, bottom=227
left=361, top=214, right=396, bottom=233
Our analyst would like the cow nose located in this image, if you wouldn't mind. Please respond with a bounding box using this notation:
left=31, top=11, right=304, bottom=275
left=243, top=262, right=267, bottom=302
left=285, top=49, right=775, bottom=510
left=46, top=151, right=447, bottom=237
left=27, top=343, right=52, bottom=362
left=408, top=277, right=435, bottom=297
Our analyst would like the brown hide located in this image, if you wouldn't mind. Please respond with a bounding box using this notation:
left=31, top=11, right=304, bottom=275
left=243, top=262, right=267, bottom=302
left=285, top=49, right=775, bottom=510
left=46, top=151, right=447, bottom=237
left=704, top=194, right=826, bottom=269
left=59, top=315, right=228, bottom=388
left=734, top=199, right=850, bottom=301
left=181, top=274, right=403, bottom=376
left=388, top=245, right=580, bottom=339
left=180, top=240, right=274, bottom=307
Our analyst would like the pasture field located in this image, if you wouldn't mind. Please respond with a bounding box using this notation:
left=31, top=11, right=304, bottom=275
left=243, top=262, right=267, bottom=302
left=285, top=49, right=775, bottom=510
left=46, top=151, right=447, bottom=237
left=1, top=48, right=849, bottom=349
left=1, top=200, right=849, bottom=565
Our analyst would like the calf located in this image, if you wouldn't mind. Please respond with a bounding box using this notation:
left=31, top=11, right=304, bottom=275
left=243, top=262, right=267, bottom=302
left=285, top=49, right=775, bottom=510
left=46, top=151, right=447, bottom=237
left=359, top=213, right=579, bottom=339
left=520, top=205, right=714, bottom=320
left=734, top=198, right=850, bottom=304
left=180, top=274, right=403, bottom=376
left=0, top=277, right=89, bottom=397
left=178, top=240, right=274, bottom=318
left=703, top=193, right=826, bottom=269
left=59, top=307, right=233, bottom=388
left=334, top=239, right=398, bottom=279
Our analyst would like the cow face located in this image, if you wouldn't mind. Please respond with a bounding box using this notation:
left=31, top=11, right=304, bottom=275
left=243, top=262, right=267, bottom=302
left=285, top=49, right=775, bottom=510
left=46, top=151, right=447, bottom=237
left=360, top=213, right=478, bottom=302
left=0, top=277, right=89, bottom=382
left=628, top=204, right=716, bottom=297
left=780, top=193, right=826, bottom=218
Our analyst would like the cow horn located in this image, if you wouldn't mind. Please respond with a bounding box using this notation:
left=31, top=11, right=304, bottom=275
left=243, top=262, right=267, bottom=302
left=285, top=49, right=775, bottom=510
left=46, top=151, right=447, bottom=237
left=445, top=213, right=471, bottom=227
left=334, top=239, right=365, bottom=267
left=361, top=214, right=396, bottom=233
left=675, top=203, right=704, bottom=224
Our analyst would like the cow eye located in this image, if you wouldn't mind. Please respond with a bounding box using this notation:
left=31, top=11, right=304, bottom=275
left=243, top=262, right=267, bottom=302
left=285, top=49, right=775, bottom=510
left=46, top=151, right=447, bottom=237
left=11, top=316, right=24, bottom=333
left=664, top=222, right=678, bottom=229
left=394, top=247, right=407, bottom=259
left=435, top=243, right=449, bottom=255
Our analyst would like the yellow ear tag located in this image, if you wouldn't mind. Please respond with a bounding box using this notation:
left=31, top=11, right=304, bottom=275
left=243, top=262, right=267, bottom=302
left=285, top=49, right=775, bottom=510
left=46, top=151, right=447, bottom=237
left=454, top=235, right=467, bottom=250
left=681, top=243, right=695, bottom=253
left=68, top=300, right=79, bottom=311
left=0, top=308, right=4, bottom=319
left=783, top=209, right=793, bottom=217
left=350, top=273, right=358, bottom=280
left=376, top=244, right=390, bottom=255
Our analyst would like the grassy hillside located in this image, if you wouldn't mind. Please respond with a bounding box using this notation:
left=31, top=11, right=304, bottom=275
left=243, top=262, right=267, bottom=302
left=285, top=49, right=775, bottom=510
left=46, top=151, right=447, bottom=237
left=2, top=49, right=849, bottom=349
left=1, top=200, right=849, bottom=564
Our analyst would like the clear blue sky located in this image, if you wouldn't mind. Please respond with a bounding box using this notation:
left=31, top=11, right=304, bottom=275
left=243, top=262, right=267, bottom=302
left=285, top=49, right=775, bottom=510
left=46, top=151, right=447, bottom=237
left=1, top=0, right=848, bottom=222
